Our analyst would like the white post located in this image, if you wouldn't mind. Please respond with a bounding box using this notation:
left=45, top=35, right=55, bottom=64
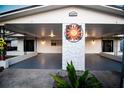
left=18, top=39, right=24, bottom=55
left=62, top=23, right=85, bottom=71
left=114, top=39, right=118, bottom=56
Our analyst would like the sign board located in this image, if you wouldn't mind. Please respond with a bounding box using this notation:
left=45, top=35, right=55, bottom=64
left=69, top=11, right=78, bottom=17
left=65, top=23, right=83, bottom=43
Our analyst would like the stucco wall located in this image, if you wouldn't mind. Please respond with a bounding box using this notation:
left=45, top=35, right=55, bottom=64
left=85, top=38, right=102, bottom=53
left=37, top=39, right=62, bottom=53
left=7, top=39, right=38, bottom=55
left=62, top=23, right=85, bottom=70
left=1, top=6, right=124, bottom=24
left=117, top=40, right=121, bottom=52
left=7, top=39, right=24, bottom=55
left=85, top=38, right=121, bottom=54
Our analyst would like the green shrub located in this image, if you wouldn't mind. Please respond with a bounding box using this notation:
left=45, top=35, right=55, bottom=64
left=51, top=61, right=102, bottom=88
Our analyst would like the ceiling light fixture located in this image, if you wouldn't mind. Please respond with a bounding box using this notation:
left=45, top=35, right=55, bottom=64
left=48, top=30, right=55, bottom=37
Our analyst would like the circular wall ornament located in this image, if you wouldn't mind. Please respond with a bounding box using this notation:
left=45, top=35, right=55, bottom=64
left=65, top=23, right=83, bottom=43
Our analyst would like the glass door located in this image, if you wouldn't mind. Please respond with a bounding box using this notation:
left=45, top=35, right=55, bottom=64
left=24, top=40, right=34, bottom=52
left=102, top=40, right=113, bottom=52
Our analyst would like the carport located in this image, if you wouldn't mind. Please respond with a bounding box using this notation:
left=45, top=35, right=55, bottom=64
left=3, top=23, right=62, bottom=69
left=4, top=23, right=123, bottom=71
left=85, top=24, right=124, bottom=69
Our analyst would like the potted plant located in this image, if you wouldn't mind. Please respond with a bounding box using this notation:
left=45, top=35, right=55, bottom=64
left=0, top=38, right=6, bottom=60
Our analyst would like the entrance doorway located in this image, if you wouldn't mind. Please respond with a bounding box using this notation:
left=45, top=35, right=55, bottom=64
left=102, top=40, right=113, bottom=52
left=24, top=40, right=34, bottom=52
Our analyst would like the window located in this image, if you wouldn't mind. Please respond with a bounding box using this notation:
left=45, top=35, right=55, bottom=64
left=6, top=40, right=17, bottom=51
left=51, top=40, right=62, bottom=46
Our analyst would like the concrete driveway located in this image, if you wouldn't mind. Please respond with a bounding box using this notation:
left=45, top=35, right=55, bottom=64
left=10, top=53, right=62, bottom=69
left=85, top=54, right=122, bottom=72
left=10, top=53, right=121, bottom=72
left=0, top=69, right=60, bottom=88
left=0, top=53, right=122, bottom=88
left=0, top=69, right=121, bottom=88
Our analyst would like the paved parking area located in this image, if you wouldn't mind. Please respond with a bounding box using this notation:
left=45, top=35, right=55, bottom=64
left=10, top=53, right=62, bottom=69
left=85, top=54, right=122, bottom=72
left=10, top=54, right=122, bottom=72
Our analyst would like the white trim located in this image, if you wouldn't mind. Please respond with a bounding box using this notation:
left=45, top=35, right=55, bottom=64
left=0, top=52, right=38, bottom=68
left=0, top=60, right=9, bottom=68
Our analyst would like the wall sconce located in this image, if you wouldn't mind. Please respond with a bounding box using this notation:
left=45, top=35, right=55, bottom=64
left=41, top=40, right=46, bottom=45
left=92, top=40, right=95, bottom=45
left=48, top=30, right=55, bottom=37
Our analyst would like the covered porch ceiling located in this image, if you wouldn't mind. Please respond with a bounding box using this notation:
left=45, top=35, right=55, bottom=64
left=4, top=23, right=124, bottom=39
left=5, top=24, right=62, bottom=39
left=86, top=24, right=124, bottom=38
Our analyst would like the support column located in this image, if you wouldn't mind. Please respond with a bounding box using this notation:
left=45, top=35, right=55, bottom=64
left=120, top=39, right=124, bottom=88
left=17, top=39, right=24, bottom=55
left=62, top=23, right=85, bottom=70
left=114, top=39, right=118, bottom=56
left=34, top=38, right=37, bottom=52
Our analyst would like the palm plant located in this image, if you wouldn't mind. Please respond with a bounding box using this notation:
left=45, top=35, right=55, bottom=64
left=51, top=61, right=102, bottom=88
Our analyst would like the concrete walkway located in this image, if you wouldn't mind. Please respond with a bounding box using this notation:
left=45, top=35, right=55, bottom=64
left=0, top=69, right=60, bottom=88
left=0, top=69, right=121, bottom=88
left=92, top=71, right=120, bottom=88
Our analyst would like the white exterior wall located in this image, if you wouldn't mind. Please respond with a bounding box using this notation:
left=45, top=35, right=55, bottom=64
left=114, top=39, right=118, bottom=56
left=34, top=39, right=37, bottom=52
left=1, top=7, right=124, bottom=24
left=37, top=39, right=62, bottom=53
left=85, top=38, right=121, bottom=54
left=7, top=39, right=38, bottom=55
left=62, top=24, right=85, bottom=70
left=117, top=40, right=121, bottom=52
left=113, top=39, right=122, bottom=56
left=1, top=6, right=124, bottom=70
left=17, top=39, right=24, bottom=52
left=7, top=39, right=24, bottom=55
left=85, top=38, right=102, bottom=53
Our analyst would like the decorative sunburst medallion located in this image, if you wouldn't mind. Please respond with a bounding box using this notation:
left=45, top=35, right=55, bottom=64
left=65, top=23, right=82, bottom=42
